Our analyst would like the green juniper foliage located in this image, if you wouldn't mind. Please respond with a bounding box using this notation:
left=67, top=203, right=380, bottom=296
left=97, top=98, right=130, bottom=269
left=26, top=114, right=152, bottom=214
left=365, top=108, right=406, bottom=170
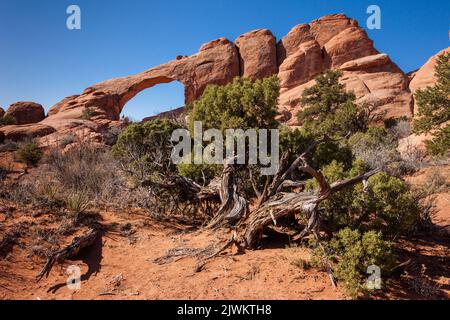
left=311, top=228, right=395, bottom=298
left=0, top=114, right=16, bottom=126
left=413, top=52, right=450, bottom=156
left=306, top=162, right=419, bottom=236
left=188, top=76, right=280, bottom=132
left=113, top=119, right=182, bottom=183
left=298, top=70, right=370, bottom=137
left=16, top=142, right=43, bottom=166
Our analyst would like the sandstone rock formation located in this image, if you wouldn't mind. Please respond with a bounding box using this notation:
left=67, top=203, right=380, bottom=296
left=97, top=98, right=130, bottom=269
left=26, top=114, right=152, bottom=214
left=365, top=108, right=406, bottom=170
left=142, top=107, right=185, bottom=123
left=0, top=107, right=5, bottom=118
left=2, top=14, right=447, bottom=145
left=235, top=29, right=278, bottom=80
left=277, top=14, right=412, bottom=125
left=6, top=102, right=45, bottom=125
left=1, top=124, right=55, bottom=142
left=44, top=37, right=239, bottom=128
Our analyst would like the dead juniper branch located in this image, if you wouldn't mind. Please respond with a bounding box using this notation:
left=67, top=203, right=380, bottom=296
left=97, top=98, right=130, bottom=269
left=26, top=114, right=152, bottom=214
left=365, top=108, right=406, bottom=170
left=243, top=163, right=380, bottom=248
left=152, top=247, right=204, bottom=265
left=36, top=229, right=100, bottom=281
left=194, top=230, right=244, bottom=272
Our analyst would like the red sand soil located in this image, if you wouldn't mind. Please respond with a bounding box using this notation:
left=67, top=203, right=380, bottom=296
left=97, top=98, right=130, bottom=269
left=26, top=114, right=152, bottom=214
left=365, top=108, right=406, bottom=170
left=0, top=209, right=347, bottom=300
left=0, top=206, right=448, bottom=300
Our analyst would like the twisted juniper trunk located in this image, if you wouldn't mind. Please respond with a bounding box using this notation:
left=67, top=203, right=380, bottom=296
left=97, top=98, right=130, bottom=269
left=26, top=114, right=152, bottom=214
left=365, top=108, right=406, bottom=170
left=207, top=163, right=247, bottom=229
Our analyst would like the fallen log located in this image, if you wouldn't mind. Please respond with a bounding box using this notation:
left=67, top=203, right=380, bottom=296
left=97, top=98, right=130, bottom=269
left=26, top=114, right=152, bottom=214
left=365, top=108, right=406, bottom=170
left=36, top=229, right=100, bottom=281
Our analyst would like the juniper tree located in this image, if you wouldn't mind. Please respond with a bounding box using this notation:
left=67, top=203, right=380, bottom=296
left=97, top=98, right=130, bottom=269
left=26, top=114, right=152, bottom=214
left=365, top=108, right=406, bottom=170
left=413, top=52, right=450, bottom=156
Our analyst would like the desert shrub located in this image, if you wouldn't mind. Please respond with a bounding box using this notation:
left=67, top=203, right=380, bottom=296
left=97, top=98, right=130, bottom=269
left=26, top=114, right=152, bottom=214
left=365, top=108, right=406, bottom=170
left=66, top=191, right=90, bottom=219
left=178, top=161, right=220, bottom=186
left=0, top=140, right=19, bottom=152
left=189, top=76, right=279, bottom=132
left=16, top=142, right=43, bottom=166
left=413, top=52, right=450, bottom=157
left=59, top=133, right=76, bottom=148
left=112, top=119, right=213, bottom=218
left=387, top=118, right=412, bottom=139
left=360, top=173, right=420, bottom=234
left=46, top=143, right=123, bottom=202
left=0, top=114, right=16, bottom=126
left=418, top=169, right=448, bottom=196
left=279, top=126, right=353, bottom=173
left=347, top=127, right=403, bottom=174
left=311, top=228, right=395, bottom=298
left=82, top=107, right=96, bottom=120
left=306, top=162, right=419, bottom=235
left=424, top=125, right=450, bottom=157
left=104, top=125, right=123, bottom=146
left=113, top=119, right=182, bottom=184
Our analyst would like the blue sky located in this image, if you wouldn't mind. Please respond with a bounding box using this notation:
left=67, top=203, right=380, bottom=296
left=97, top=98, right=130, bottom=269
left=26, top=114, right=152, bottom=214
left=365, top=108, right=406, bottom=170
left=1, top=0, right=449, bottom=120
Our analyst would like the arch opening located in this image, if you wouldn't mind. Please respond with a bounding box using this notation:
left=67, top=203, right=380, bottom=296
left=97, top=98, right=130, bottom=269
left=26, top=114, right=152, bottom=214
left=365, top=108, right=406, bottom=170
left=120, top=80, right=185, bottom=122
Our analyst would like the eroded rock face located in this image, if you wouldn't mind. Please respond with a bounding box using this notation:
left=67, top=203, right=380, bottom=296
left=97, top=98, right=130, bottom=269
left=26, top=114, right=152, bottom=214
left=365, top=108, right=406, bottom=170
left=277, top=14, right=412, bottom=125
left=6, top=13, right=444, bottom=144
left=0, top=124, right=55, bottom=142
left=235, top=29, right=278, bottom=80
left=0, top=107, right=5, bottom=118
left=278, top=40, right=323, bottom=91
left=6, top=102, right=45, bottom=125
left=409, top=47, right=450, bottom=95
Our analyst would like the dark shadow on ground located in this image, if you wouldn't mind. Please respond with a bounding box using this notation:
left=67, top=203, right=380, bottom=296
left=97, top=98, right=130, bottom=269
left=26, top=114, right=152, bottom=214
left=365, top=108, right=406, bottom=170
left=47, top=231, right=103, bottom=294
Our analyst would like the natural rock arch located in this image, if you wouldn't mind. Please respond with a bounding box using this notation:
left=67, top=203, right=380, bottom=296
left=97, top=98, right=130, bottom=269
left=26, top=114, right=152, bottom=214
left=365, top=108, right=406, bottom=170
left=120, top=80, right=185, bottom=122
left=42, top=37, right=240, bottom=129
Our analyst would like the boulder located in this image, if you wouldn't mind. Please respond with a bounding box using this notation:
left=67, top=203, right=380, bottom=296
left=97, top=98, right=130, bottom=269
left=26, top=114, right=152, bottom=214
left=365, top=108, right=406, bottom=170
left=6, top=102, right=45, bottom=125
left=277, top=24, right=315, bottom=65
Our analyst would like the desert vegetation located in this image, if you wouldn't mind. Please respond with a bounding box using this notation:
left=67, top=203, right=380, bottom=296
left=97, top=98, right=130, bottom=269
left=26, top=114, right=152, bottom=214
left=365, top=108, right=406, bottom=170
left=0, top=55, right=449, bottom=300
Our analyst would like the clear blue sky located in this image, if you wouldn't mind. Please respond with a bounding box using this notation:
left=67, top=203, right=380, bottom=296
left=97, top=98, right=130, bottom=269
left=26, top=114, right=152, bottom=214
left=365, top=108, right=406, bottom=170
left=1, top=0, right=449, bottom=120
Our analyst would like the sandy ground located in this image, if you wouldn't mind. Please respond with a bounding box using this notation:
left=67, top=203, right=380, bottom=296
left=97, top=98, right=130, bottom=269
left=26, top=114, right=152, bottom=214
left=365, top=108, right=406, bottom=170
left=0, top=209, right=347, bottom=300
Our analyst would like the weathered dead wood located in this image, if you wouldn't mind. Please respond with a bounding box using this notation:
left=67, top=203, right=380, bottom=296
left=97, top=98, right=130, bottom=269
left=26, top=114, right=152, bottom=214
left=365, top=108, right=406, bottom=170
left=243, top=168, right=380, bottom=248
left=36, top=229, right=100, bottom=281
left=207, top=163, right=248, bottom=229
left=194, top=230, right=243, bottom=272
